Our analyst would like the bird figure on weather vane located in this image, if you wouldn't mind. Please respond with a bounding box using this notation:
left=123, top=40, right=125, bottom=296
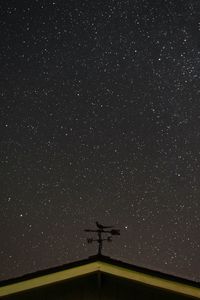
left=84, top=221, right=120, bottom=255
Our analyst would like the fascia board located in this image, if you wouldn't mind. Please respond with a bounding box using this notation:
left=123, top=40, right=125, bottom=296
left=1, top=260, right=200, bottom=299
left=0, top=262, right=100, bottom=297
left=99, top=261, right=200, bottom=298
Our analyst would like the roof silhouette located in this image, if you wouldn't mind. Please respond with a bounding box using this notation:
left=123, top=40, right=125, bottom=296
left=0, top=254, right=199, bottom=288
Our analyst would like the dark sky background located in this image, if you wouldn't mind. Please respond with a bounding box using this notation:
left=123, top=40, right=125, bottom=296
left=1, top=0, right=200, bottom=281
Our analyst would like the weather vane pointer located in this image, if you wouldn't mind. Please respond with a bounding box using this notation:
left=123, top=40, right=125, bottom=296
left=84, top=221, right=120, bottom=255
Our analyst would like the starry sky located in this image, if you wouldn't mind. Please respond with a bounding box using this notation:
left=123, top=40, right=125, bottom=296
left=1, top=0, right=200, bottom=281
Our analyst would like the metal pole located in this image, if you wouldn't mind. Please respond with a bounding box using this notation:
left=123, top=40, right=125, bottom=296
left=98, top=231, right=102, bottom=255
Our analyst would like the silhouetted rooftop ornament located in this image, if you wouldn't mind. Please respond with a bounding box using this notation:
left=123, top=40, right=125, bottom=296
left=84, top=221, right=120, bottom=255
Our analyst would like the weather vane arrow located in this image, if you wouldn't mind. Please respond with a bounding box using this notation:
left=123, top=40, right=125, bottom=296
left=84, top=221, right=120, bottom=255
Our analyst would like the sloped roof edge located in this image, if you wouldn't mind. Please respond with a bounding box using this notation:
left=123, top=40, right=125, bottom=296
left=0, top=255, right=200, bottom=298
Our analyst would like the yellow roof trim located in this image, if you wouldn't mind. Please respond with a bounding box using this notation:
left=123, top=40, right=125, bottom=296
left=0, top=260, right=200, bottom=298
left=0, top=262, right=100, bottom=297
left=100, top=262, right=200, bottom=298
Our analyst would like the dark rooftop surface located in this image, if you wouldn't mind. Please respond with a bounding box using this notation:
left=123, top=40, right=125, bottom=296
left=0, top=255, right=199, bottom=288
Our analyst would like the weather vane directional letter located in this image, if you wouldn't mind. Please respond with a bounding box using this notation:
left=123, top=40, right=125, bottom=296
left=84, top=221, right=120, bottom=255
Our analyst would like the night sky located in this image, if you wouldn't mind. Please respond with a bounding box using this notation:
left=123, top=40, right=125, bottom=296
left=1, top=0, right=200, bottom=281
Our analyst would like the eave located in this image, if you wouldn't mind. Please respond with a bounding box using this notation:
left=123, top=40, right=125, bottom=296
left=0, top=255, right=200, bottom=298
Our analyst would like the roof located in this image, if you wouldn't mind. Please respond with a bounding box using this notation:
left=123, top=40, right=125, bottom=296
left=0, top=254, right=200, bottom=298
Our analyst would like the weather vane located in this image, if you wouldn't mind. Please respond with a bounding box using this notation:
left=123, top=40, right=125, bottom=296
left=84, top=221, right=120, bottom=255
